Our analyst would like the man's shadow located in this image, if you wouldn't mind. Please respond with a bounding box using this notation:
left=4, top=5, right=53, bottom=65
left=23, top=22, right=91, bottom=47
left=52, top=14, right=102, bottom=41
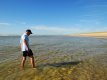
left=37, top=61, right=81, bottom=68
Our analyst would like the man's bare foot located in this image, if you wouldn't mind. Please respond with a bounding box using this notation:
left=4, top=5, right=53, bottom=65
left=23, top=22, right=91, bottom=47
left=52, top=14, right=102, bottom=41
left=32, top=66, right=37, bottom=69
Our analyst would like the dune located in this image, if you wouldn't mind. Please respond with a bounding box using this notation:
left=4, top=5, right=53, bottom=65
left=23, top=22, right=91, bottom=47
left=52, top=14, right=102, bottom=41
left=68, top=32, right=107, bottom=38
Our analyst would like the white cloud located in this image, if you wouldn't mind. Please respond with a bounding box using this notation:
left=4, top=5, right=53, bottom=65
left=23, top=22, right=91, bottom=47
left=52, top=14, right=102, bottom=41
left=30, top=25, right=90, bottom=35
left=31, top=26, right=66, bottom=32
left=21, top=22, right=26, bottom=25
left=0, top=22, right=10, bottom=26
left=30, top=24, right=107, bottom=35
left=80, top=19, right=100, bottom=25
left=14, top=21, right=26, bottom=25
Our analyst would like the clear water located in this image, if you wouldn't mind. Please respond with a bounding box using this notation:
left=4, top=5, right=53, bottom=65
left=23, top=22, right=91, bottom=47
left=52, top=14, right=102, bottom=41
left=0, top=36, right=107, bottom=63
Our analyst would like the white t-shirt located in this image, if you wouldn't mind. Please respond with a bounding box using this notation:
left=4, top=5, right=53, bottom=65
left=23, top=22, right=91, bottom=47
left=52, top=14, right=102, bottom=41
left=20, top=33, right=30, bottom=51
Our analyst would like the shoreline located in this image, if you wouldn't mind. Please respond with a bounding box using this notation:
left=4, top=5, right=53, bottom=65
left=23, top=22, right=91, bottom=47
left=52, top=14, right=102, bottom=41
left=67, top=32, right=107, bottom=39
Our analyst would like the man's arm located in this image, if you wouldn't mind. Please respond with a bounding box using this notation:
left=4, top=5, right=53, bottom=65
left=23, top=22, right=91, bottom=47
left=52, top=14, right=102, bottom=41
left=24, top=39, right=29, bottom=51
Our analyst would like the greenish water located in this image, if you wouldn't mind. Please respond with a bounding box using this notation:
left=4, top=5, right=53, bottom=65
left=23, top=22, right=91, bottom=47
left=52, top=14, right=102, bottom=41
left=0, top=36, right=107, bottom=63
left=0, top=36, right=107, bottom=80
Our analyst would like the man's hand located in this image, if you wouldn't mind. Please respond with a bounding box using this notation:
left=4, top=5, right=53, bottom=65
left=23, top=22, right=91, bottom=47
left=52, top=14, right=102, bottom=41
left=27, top=48, right=30, bottom=52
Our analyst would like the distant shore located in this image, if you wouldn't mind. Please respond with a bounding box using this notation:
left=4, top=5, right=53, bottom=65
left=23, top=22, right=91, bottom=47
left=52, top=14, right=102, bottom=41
left=68, top=32, right=107, bottom=39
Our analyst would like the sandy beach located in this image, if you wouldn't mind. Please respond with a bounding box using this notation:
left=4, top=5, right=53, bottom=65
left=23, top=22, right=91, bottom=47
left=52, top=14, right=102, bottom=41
left=68, top=32, right=107, bottom=38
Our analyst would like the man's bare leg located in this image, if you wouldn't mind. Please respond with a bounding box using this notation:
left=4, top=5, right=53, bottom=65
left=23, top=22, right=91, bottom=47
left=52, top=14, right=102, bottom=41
left=30, top=56, right=36, bottom=68
left=21, top=57, right=26, bottom=69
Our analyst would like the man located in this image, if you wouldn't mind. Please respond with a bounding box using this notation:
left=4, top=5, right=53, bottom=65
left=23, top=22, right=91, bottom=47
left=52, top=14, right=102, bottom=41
left=20, top=29, right=36, bottom=69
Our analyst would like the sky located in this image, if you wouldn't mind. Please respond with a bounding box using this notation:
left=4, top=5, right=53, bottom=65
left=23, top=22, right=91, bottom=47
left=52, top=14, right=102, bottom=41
left=0, top=0, right=107, bottom=35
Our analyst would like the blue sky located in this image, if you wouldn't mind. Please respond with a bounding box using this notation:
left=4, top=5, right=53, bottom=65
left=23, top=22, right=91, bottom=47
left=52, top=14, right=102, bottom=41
left=0, top=0, right=107, bottom=35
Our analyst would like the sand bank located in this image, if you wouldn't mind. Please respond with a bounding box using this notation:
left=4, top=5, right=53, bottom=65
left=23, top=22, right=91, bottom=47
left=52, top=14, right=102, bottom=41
left=68, top=32, right=107, bottom=38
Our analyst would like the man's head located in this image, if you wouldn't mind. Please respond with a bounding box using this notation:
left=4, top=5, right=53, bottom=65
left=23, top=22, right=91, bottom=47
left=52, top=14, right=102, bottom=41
left=26, top=29, right=33, bottom=36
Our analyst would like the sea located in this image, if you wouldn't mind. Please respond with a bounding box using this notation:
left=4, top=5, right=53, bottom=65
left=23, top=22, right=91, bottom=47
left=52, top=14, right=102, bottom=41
left=0, top=36, right=107, bottom=63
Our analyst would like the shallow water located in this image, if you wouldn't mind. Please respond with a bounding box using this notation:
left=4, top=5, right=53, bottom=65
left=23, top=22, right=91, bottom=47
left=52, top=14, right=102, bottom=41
left=0, top=36, right=107, bottom=80
left=0, top=36, right=107, bottom=63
